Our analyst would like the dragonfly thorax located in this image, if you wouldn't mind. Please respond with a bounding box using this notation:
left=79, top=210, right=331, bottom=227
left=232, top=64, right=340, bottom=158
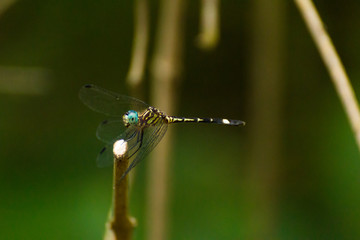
left=123, top=110, right=139, bottom=127
left=139, top=107, right=168, bottom=126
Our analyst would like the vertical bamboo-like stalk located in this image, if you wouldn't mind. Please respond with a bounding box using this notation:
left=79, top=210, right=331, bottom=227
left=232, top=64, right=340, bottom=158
left=246, top=0, right=285, bottom=238
left=126, top=0, right=149, bottom=95
left=197, top=0, right=220, bottom=50
left=295, top=0, right=360, bottom=152
left=104, top=153, right=136, bottom=240
left=146, top=0, right=186, bottom=240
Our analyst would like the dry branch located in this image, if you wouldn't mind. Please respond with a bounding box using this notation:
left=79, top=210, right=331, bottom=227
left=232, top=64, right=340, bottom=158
left=104, top=150, right=136, bottom=240
left=295, top=0, right=360, bottom=151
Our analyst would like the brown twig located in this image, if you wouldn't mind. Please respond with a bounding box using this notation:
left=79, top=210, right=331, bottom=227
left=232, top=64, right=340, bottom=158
left=295, top=0, right=360, bottom=151
left=104, top=142, right=136, bottom=240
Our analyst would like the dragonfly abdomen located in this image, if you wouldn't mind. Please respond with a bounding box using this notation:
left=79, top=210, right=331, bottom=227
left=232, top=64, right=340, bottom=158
left=167, top=116, right=245, bottom=126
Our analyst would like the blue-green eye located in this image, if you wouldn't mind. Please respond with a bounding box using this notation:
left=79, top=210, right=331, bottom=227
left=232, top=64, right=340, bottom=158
left=124, top=110, right=139, bottom=125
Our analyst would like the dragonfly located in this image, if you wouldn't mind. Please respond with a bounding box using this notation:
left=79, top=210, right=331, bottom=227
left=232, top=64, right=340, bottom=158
left=79, top=84, right=245, bottom=179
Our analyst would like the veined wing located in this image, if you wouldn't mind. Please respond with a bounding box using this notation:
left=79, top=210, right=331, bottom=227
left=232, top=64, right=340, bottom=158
left=121, top=120, right=168, bottom=179
left=79, top=84, right=148, bottom=117
left=96, top=126, right=140, bottom=167
left=96, top=146, right=114, bottom=168
left=96, top=118, right=127, bottom=144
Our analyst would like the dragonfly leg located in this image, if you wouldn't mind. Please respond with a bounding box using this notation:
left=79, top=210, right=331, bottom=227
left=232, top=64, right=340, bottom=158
left=120, top=129, right=145, bottom=179
left=127, top=123, right=162, bottom=170
left=127, top=129, right=144, bottom=159
left=125, top=129, right=138, bottom=141
left=126, top=130, right=141, bottom=152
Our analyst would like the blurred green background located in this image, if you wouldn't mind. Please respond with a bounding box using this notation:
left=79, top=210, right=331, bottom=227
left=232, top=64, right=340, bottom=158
left=1, top=0, right=360, bottom=239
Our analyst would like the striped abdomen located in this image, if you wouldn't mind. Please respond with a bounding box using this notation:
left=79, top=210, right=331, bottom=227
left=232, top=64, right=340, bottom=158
left=166, top=116, right=245, bottom=126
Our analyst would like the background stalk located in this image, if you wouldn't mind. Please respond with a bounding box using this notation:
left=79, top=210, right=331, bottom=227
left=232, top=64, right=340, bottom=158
left=146, top=0, right=186, bottom=239
left=295, top=0, right=360, bottom=152
left=246, top=0, right=285, bottom=238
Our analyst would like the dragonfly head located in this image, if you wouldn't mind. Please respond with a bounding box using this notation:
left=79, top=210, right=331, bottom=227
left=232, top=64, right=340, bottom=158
left=123, top=110, right=139, bottom=127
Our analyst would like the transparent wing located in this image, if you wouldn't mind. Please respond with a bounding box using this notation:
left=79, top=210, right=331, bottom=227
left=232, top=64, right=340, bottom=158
left=121, top=120, right=168, bottom=179
left=96, top=146, right=114, bottom=168
left=96, top=118, right=127, bottom=144
left=96, top=127, right=140, bottom=167
left=79, top=84, right=149, bottom=116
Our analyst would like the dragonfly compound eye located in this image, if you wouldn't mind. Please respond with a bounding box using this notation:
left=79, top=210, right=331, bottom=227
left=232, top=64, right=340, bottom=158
left=124, top=110, right=139, bottom=125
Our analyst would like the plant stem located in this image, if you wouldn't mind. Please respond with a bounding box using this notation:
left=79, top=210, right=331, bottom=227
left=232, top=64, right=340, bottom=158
left=295, top=0, right=360, bottom=152
left=104, top=155, right=136, bottom=240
